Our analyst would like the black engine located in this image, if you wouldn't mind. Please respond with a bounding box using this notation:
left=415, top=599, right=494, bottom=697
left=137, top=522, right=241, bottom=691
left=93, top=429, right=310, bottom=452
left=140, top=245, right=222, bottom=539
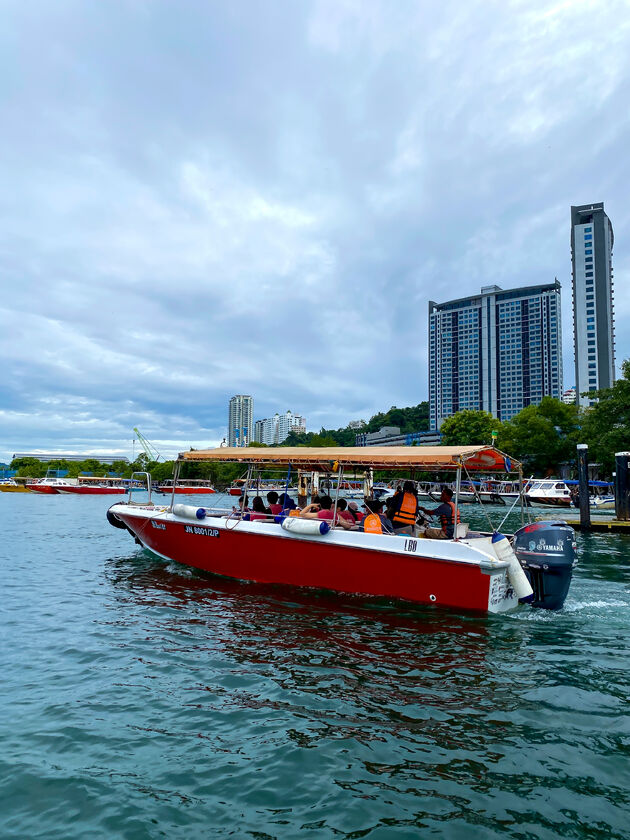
left=512, top=520, right=576, bottom=610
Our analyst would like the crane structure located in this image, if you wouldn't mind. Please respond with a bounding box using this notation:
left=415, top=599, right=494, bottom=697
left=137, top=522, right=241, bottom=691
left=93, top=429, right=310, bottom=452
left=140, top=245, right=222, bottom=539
left=133, top=428, right=162, bottom=462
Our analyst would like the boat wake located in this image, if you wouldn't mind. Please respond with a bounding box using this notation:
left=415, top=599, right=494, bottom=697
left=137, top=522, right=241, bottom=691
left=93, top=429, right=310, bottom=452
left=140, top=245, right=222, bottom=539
left=562, top=598, right=629, bottom=612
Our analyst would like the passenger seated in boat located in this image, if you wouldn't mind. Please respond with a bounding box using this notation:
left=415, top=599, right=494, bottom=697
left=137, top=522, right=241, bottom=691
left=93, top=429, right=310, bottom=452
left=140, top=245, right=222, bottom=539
left=279, top=493, right=296, bottom=514
left=347, top=501, right=363, bottom=523
left=267, top=491, right=283, bottom=515
left=301, top=495, right=354, bottom=530
left=359, top=498, right=394, bottom=534
left=244, top=496, right=269, bottom=522
left=232, top=493, right=249, bottom=515
left=419, top=487, right=460, bottom=539
left=389, top=480, right=419, bottom=535
left=336, top=498, right=356, bottom=525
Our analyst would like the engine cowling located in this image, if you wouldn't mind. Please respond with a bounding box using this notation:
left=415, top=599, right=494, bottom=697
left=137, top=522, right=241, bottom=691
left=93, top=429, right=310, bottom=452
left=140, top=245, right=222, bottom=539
left=512, top=521, right=576, bottom=610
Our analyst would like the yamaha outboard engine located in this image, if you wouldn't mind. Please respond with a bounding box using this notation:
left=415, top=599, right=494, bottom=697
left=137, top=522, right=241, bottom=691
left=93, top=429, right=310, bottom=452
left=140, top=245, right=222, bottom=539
left=512, top=521, right=576, bottom=610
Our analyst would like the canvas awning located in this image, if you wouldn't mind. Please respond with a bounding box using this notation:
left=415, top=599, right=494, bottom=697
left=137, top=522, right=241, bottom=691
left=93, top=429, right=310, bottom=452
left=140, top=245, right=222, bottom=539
left=178, top=445, right=519, bottom=473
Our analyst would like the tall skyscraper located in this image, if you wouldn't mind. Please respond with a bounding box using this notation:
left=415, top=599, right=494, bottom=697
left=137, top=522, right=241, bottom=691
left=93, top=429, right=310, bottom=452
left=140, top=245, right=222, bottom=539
left=570, top=203, right=615, bottom=407
left=228, top=395, right=253, bottom=447
left=429, top=282, right=562, bottom=428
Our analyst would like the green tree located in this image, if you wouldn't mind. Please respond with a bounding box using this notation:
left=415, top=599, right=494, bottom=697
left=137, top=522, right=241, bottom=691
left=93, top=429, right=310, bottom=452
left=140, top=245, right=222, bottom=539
left=280, top=402, right=430, bottom=447
left=580, top=359, right=630, bottom=475
left=11, top=457, right=45, bottom=478
left=440, top=410, right=498, bottom=446
left=497, top=397, right=580, bottom=474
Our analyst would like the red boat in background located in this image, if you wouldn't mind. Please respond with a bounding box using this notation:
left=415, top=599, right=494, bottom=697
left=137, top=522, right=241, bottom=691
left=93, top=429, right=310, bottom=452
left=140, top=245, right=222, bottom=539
left=57, top=475, right=126, bottom=495
left=26, top=476, right=76, bottom=494
left=58, top=485, right=126, bottom=495
left=158, top=480, right=217, bottom=495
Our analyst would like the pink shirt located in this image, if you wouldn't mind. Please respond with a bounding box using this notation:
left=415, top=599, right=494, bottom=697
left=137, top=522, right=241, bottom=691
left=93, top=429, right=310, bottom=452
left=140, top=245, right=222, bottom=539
left=339, top=511, right=355, bottom=524
left=317, top=509, right=335, bottom=520
left=269, top=504, right=283, bottom=515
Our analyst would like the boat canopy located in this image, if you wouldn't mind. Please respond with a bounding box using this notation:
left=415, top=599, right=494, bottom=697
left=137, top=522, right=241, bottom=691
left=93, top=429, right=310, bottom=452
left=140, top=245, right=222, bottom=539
left=178, top=445, right=520, bottom=473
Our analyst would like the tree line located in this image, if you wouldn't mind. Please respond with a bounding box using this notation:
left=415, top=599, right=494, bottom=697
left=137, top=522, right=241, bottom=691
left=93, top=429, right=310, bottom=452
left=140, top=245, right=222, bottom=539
left=439, top=359, right=630, bottom=477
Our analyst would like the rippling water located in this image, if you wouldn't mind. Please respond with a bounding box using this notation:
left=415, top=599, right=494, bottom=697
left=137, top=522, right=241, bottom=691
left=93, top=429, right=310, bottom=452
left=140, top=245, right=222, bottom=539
left=2, top=492, right=629, bottom=839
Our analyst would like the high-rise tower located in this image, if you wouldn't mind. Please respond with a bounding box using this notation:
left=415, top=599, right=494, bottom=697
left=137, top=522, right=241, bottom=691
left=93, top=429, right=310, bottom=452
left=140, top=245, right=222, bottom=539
left=429, top=282, right=562, bottom=428
left=570, top=203, right=615, bottom=407
left=228, top=395, right=253, bottom=447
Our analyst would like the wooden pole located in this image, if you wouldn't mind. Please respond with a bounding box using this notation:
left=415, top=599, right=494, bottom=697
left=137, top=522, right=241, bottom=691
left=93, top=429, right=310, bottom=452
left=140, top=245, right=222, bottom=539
left=615, top=451, right=630, bottom=521
left=297, top=470, right=308, bottom=509
left=577, top=444, right=591, bottom=531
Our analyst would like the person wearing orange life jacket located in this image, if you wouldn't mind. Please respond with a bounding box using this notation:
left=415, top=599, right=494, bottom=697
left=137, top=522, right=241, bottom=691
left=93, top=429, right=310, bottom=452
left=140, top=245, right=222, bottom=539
left=390, top=480, right=420, bottom=535
left=358, top=498, right=394, bottom=534
left=420, top=486, right=460, bottom=539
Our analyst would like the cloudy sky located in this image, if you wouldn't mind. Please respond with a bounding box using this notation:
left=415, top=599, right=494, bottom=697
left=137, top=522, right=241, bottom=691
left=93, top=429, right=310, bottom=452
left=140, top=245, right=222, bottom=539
left=1, top=0, right=629, bottom=463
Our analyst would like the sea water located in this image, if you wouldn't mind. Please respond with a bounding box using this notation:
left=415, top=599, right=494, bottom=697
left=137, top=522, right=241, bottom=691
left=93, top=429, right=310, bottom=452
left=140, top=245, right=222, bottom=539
left=1, top=493, right=629, bottom=839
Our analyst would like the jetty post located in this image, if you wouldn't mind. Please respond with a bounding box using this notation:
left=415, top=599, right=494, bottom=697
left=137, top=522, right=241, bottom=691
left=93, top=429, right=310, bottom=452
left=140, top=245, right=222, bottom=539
left=363, top=467, right=373, bottom=501
left=615, top=452, right=630, bottom=521
left=577, top=444, right=591, bottom=531
left=297, top=470, right=308, bottom=509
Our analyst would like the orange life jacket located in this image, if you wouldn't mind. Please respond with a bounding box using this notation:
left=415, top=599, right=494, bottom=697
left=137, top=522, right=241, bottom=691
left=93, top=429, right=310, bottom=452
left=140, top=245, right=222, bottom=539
left=392, top=492, right=418, bottom=526
left=439, top=500, right=461, bottom=535
left=363, top=513, right=383, bottom=534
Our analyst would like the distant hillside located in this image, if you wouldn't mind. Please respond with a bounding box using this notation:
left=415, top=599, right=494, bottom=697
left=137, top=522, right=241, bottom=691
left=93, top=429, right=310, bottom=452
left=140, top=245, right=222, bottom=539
left=281, top=402, right=429, bottom=447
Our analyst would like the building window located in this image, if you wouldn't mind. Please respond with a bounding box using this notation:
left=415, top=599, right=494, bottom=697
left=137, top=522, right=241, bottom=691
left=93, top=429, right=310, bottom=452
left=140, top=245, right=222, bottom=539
left=584, top=234, right=592, bottom=240
left=584, top=227, right=592, bottom=232
left=585, top=248, right=592, bottom=255
left=587, top=317, right=595, bottom=323
left=585, top=272, right=593, bottom=278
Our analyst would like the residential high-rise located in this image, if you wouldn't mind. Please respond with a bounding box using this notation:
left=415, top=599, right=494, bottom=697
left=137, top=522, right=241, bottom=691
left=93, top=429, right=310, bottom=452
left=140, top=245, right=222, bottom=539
left=570, top=203, right=615, bottom=407
left=228, top=395, right=253, bottom=447
left=429, top=282, right=562, bottom=428
left=253, top=410, right=306, bottom=445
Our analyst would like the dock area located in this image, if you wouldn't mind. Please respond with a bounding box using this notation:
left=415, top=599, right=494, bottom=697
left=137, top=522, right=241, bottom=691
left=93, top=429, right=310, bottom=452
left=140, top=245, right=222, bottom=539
left=537, top=515, right=630, bottom=534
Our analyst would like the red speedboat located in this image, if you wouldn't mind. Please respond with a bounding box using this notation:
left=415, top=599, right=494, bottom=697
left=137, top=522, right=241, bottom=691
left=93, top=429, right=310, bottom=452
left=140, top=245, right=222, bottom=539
left=107, top=447, right=575, bottom=614
left=26, top=477, right=76, bottom=494
left=58, top=484, right=126, bottom=495
left=159, top=480, right=217, bottom=495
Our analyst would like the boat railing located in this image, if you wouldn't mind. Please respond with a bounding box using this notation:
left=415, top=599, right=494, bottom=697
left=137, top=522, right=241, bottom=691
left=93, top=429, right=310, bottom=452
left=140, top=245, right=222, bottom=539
left=128, top=472, right=152, bottom=505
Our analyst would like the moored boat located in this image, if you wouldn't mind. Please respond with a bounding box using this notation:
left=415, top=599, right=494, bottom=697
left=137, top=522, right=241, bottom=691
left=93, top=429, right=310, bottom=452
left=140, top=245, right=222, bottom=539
left=107, top=446, right=575, bottom=614
left=158, top=480, right=217, bottom=495
left=58, top=485, right=126, bottom=495
left=0, top=479, right=30, bottom=493
left=525, top=479, right=573, bottom=508
left=26, top=476, right=77, bottom=494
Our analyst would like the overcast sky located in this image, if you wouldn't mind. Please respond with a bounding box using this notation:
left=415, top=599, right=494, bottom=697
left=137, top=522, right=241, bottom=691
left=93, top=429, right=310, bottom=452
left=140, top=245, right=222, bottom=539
left=1, top=0, right=629, bottom=463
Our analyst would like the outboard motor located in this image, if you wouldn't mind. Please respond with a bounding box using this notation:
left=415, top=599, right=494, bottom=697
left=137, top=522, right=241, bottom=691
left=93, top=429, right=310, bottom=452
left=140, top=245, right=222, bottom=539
left=512, top=521, right=576, bottom=610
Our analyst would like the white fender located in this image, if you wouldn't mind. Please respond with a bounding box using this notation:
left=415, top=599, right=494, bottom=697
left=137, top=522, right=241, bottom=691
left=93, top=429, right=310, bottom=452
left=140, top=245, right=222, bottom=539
left=491, top=532, right=534, bottom=602
left=281, top=517, right=330, bottom=536
left=173, top=504, right=206, bottom=520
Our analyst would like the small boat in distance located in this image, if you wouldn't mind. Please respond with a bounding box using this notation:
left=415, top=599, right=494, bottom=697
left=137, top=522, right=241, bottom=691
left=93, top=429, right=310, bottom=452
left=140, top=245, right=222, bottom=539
left=158, top=479, right=217, bottom=495
left=525, top=480, right=573, bottom=507
left=26, top=476, right=77, bottom=494
left=57, top=476, right=126, bottom=495
left=226, top=477, right=295, bottom=497
left=0, top=479, right=30, bottom=493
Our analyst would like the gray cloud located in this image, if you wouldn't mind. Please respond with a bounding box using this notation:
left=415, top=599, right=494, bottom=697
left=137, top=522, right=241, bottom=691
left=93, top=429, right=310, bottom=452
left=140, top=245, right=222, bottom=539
left=1, top=0, right=629, bottom=462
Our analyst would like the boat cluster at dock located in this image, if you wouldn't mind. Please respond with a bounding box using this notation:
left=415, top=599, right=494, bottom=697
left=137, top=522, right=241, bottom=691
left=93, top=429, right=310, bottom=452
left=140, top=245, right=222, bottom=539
left=106, top=445, right=577, bottom=616
left=0, top=475, right=219, bottom=496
